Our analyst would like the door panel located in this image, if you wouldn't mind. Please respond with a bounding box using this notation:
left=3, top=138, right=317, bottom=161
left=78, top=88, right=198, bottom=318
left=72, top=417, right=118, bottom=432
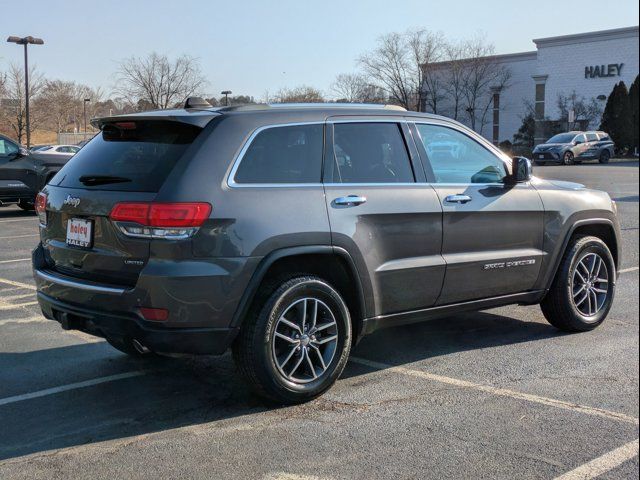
left=433, top=184, right=544, bottom=304
left=324, top=120, right=444, bottom=317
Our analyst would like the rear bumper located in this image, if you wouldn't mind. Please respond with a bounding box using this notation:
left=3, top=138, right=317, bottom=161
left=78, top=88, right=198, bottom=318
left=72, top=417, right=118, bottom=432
left=37, top=291, right=238, bottom=354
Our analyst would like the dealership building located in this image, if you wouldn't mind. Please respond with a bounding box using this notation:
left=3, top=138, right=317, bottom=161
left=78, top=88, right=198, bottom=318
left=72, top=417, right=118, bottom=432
left=425, top=26, right=639, bottom=145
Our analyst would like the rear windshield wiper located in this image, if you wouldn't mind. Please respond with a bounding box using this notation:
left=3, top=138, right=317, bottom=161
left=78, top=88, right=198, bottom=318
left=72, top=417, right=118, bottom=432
left=78, top=175, right=132, bottom=186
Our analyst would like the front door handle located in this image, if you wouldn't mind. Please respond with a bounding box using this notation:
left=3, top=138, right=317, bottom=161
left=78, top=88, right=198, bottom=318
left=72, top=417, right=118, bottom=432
left=444, top=194, right=472, bottom=204
left=334, top=195, right=367, bottom=206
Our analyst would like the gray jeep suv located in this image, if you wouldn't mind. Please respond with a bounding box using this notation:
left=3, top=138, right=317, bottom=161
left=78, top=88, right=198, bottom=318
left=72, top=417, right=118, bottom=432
left=32, top=102, right=621, bottom=403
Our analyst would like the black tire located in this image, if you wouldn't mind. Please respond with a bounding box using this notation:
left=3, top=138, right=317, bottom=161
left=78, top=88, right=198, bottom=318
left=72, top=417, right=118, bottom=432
left=106, top=335, right=154, bottom=357
left=541, top=235, right=616, bottom=332
left=599, top=150, right=611, bottom=164
left=233, top=275, right=352, bottom=404
left=17, top=200, right=35, bottom=211
left=562, top=151, right=575, bottom=165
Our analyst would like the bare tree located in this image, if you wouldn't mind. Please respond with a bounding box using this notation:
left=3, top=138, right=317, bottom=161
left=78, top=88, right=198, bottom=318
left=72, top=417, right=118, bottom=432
left=34, top=81, right=104, bottom=133
left=115, top=53, right=207, bottom=110
left=0, top=63, right=44, bottom=143
left=456, top=36, right=512, bottom=134
left=331, top=73, right=369, bottom=102
left=556, top=91, right=603, bottom=129
left=272, top=85, right=324, bottom=103
left=440, top=40, right=470, bottom=121
left=408, top=29, right=445, bottom=112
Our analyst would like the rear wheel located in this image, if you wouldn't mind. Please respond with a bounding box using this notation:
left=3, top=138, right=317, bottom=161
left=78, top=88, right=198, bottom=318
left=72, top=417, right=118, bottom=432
left=599, top=150, right=611, bottom=164
left=541, top=235, right=615, bottom=332
left=233, top=276, right=352, bottom=404
left=563, top=151, right=575, bottom=165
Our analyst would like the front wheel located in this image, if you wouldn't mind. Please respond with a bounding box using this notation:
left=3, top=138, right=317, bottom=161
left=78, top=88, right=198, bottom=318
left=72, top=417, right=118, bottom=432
left=563, top=151, right=575, bottom=165
left=599, top=150, right=611, bottom=164
left=541, top=236, right=616, bottom=332
left=233, top=276, right=352, bottom=404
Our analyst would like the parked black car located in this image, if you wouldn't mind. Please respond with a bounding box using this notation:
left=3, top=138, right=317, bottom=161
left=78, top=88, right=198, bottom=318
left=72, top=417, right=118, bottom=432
left=0, top=133, right=76, bottom=210
left=33, top=102, right=621, bottom=403
left=532, top=131, right=615, bottom=165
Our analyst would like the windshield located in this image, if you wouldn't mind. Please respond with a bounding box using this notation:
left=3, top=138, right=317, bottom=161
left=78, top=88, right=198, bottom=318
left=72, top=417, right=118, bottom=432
left=547, top=133, right=576, bottom=144
left=54, top=121, right=202, bottom=192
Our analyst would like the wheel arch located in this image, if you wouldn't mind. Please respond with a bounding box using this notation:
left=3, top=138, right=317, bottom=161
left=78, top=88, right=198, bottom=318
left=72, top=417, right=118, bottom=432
left=231, top=246, right=369, bottom=344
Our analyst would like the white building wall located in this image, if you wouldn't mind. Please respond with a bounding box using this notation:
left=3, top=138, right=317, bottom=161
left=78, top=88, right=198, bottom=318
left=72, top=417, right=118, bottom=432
left=496, top=54, right=537, bottom=142
left=536, top=28, right=640, bottom=127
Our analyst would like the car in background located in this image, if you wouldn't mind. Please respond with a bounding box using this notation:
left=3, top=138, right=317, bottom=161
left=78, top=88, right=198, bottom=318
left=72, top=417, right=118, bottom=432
left=532, top=131, right=615, bottom=165
left=30, top=144, right=53, bottom=152
left=36, top=144, right=81, bottom=155
left=0, top=134, right=76, bottom=210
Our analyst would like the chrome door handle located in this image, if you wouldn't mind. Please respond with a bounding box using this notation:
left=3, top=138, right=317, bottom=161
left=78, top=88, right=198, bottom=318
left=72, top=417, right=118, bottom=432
left=334, top=195, right=367, bottom=206
left=444, top=194, right=472, bottom=204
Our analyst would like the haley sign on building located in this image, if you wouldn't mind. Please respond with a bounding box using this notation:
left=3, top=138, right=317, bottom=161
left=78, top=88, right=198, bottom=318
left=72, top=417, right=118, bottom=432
left=584, top=63, right=624, bottom=78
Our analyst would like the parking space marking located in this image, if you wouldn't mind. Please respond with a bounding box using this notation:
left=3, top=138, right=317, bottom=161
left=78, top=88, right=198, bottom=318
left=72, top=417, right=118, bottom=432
left=2, top=293, right=34, bottom=302
left=0, top=278, right=36, bottom=291
left=0, top=258, right=31, bottom=264
left=350, top=357, right=639, bottom=426
left=0, top=234, right=39, bottom=240
left=0, top=316, right=47, bottom=327
left=0, top=301, right=38, bottom=311
left=0, top=371, right=146, bottom=407
left=554, top=438, right=639, bottom=480
left=619, top=266, right=639, bottom=274
left=0, top=218, right=37, bottom=224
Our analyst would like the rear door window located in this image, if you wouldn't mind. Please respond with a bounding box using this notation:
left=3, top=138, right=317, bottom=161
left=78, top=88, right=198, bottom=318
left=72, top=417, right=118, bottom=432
left=233, top=124, right=324, bottom=184
left=330, top=123, right=414, bottom=183
left=55, top=121, right=201, bottom=192
left=586, top=133, right=598, bottom=142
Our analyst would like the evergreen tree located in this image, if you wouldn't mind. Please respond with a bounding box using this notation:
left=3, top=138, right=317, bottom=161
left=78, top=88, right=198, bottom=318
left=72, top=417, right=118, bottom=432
left=629, top=75, right=640, bottom=153
left=513, top=112, right=535, bottom=147
left=599, top=81, right=632, bottom=152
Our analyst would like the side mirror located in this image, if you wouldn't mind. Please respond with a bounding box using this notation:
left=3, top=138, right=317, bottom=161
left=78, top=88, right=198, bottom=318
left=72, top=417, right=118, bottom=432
left=574, top=139, right=583, bottom=145
left=510, top=156, right=533, bottom=183
left=9, top=148, right=29, bottom=160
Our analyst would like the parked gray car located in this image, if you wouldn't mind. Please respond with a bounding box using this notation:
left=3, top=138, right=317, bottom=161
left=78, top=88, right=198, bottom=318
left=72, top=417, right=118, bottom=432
left=532, top=131, right=615, bottom=165
left=32, top=102, right=621, bottom=403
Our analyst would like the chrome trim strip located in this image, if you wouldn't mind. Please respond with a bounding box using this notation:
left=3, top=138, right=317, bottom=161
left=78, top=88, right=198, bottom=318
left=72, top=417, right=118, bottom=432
left=35, top=269, right=127, bottom=295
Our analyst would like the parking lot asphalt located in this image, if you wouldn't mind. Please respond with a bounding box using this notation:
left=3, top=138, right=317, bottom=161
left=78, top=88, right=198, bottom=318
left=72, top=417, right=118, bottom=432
left=0, top=160, right=638, bottom=480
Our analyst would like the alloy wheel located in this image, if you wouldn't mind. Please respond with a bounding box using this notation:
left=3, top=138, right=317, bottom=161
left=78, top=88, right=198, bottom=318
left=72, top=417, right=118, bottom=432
left=271, top=297, right=339, bottom=384
left=571, top=252, right=609, bottom=318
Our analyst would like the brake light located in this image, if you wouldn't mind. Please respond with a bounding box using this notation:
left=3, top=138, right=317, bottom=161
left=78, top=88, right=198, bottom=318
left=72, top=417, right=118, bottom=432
left=139, top=307, right=169, bottom=321
left=35, top=192, right=47, bottom=226
left=109, top=202, right=211, bottom=239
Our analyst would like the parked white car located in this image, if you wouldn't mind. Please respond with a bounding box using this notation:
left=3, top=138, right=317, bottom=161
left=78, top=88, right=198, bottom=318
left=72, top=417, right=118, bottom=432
left=36, top=145, right=81, bottom=155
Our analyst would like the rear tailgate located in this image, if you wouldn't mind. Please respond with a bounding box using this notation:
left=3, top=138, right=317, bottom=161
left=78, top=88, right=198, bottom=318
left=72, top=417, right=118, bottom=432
left=39, top=119, right=205, bottom=287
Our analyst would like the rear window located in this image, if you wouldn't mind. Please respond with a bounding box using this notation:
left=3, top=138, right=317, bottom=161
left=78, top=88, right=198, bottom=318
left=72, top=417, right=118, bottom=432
left=55, top=121, right=201, bottom=192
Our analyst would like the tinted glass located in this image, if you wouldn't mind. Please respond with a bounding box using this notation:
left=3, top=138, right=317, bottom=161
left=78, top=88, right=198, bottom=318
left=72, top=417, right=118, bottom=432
left=597, top=132, right=611, bottom=141
left=574, top=134, right=586, bottom=143
left=547, top=133, right=576, bottom=143
left=417, top=124, right=507, bottom=184
left=56, top=121, right=201, bottom=192
left=586, top=133, right=598, bottom=142
left=234, top=124, right=323, bottom=184
left=331, top=123, right=414, bottom=183
left=0, top=138, right=19, bottom=156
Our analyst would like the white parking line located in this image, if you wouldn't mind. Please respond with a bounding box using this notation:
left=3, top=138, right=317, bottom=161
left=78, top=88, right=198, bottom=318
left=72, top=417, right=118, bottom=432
left=0, top=258, right=31, bottom=264
left=349, top=357, right=639, bottom=426
left=619, top=266, right=639, bottom=274
left=0, top=316, right=47, bottom=327
left=554, top=438, right=639, bottom=480
left=0, top=301, right=38, bottom=311
left=0, top=371, right=146, bottom=407
left=0, top=234, right=39, bottom=240
left=0, top=277, right=36, bottom=291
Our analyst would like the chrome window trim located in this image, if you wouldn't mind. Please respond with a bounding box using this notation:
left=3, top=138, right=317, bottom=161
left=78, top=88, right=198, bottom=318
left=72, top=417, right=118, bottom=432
left=227, top=121, right=326, bottom=188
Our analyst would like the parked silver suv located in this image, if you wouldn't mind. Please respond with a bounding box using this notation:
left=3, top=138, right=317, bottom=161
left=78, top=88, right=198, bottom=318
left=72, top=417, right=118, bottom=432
left=33, top=101, right=621, bottom=403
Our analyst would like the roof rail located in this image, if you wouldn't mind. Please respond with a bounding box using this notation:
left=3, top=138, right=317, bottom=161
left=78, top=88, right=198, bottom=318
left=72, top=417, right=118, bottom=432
left=216, top=102, right=407, bottom=112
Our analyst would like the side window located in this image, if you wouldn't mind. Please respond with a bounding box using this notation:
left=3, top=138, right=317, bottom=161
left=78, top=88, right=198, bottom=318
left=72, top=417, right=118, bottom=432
left=586, top=133, right=598, bottom=142
left=331, top=123, right=414, bottom=183
left=0, top=139, right=19, bottom=156
left=416, top=124, right=508, bottom=184
left=574, top=134, right=586, bottom=144
left=233, top=124, right=323, bottom=184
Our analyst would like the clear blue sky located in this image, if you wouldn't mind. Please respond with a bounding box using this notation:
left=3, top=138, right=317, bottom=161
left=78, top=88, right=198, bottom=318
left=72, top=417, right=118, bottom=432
left=1, top=0, right=638, bottom=100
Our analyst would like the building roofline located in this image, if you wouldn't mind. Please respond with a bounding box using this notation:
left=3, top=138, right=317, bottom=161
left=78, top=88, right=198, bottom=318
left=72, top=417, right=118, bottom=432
left=533, top=25, right=638, bottom=47
left=424, top=50, right=537, bottom=69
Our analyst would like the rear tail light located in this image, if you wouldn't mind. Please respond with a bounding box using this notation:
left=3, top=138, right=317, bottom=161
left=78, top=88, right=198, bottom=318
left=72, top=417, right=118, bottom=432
left=35, top=192, right=47, bottom=226
left=109, top=202, right=211, bottom=239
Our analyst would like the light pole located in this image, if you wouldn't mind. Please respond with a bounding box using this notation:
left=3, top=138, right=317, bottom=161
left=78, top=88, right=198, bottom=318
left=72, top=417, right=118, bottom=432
left=221, top=90, right=232, bottom=106
left=83, top=98, right=91, bottom=134
left=6, top=36, right=44, bottom=149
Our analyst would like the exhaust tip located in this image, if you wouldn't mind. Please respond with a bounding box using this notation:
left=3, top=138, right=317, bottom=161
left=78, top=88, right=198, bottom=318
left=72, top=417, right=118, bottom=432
left=132, top=339, right=151, bottom=354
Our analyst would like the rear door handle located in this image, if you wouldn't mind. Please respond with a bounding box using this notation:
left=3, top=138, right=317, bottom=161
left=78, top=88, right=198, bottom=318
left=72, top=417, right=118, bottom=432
left=444, top=194, right=472, bottom=204
left=334, top=195, right=367, bottom=206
